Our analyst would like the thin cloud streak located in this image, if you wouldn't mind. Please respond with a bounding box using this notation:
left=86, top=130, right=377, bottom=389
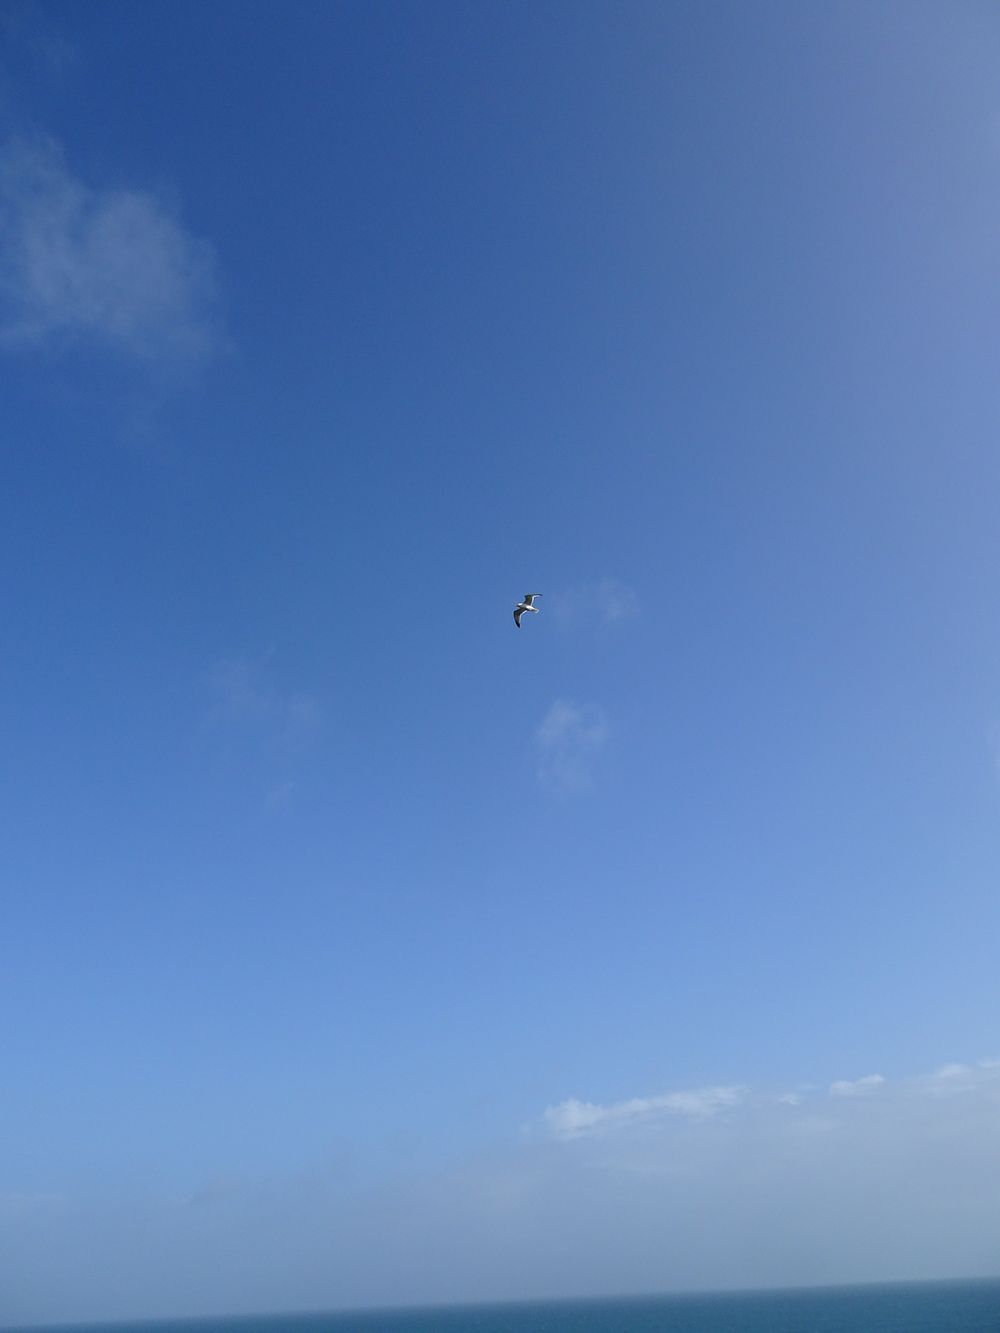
left=829, top=1074, right=885, bottom=1097
left=545, top=1086, right=746, bottom=1140
left=544, top=1060, right=1000, bottom=1143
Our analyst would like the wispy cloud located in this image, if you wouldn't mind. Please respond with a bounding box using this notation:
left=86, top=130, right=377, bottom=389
left=536, top=699, right=609, bottom=795
left=553, top=577, right=639, bottom=629
left=932, top=1063, right=973, bottom=1080
left=0, top=133, right=221, bottom=367
left=829, top=1074, right=885, bottom=1097
left=909, top=1061, right=1000, bottom=1098
left=545, top=1086, right=746, bottom=1141
left=544, top=1060, right=1000, bottom=1144
left=209, top=657, right=322, bottom=753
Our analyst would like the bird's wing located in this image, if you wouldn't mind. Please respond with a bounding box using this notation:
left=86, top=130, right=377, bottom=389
left=524, top=592, right=542, bottom=604
left=513, top=608, right=523, bottom=627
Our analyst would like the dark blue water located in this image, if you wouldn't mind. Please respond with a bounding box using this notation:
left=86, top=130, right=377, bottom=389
left=7, top=1282, right=1000, bottom=1333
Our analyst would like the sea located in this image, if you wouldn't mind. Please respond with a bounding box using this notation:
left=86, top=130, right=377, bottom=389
left=6, top=1281, right=1000, bottom=1333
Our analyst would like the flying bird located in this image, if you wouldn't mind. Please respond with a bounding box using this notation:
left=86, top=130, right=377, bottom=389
left=514, top=592, right=542, bottom=628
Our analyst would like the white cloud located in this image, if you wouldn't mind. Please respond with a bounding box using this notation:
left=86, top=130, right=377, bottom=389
left=536, top=699, right=609, bottom=795
left=933, top=1063, right=972, bottom=1080
left=909, top=1061, right=1000, bottom=1099
left=0, top=133, right=221, bottom=366
left=554, top=577, right=639, bottom=629
left=544, top=1061, right=1000, bottom=1147
left=544, top=1086, right=746, bottom=1141
left=829, top=1074, right=885, bottom=1097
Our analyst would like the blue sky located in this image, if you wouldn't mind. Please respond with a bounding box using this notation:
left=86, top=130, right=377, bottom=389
left=3, top=0, right=1000, bottom=1323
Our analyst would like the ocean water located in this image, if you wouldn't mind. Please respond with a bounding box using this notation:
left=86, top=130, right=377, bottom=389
left=8, top=1281, right=1000, bottom=1333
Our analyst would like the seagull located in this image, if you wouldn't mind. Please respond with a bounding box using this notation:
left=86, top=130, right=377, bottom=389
left=514, top=592, right=542, bottom=628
